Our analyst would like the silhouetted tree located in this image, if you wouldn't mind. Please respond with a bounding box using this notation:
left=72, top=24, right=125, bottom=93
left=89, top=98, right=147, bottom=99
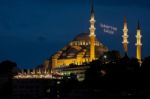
left=0, top=60, right=17, bottom=98
left=0, top=60, right=17, bottom=74
left=141, top=56, right=150, bottom=74
left=140, top=57, right=150, bottom=89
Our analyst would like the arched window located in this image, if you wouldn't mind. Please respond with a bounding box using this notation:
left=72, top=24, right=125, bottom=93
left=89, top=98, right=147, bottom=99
left=80, top=41, right=82, bottom=45
left=83, top=41, right=85, bottom=45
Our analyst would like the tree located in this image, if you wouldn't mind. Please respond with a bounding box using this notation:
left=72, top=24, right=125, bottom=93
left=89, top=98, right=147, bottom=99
left=0, top=60, right=17, bottom=98
left=0, top=60, right=17, bottom=75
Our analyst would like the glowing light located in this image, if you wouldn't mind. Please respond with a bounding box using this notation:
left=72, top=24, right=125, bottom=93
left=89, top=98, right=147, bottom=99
left=13, top=71, right=63, bottom=79
left=101, top=70, right=106, bottom=76
left=104, top=55, right=107, bottom=59
left=100, top=23, right=117, bottom=34
left=57, top=81, right=61, bottom=85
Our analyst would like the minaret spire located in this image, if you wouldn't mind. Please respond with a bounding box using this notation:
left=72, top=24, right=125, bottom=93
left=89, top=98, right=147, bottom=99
left=89, top=0, right=96, bottom=61
left=135, top=20, right=142, bottom=64
left=137, top=20, right=140, bottom=30
left=91, top=0, right=94, bottom=16
left=122, top=16, right=129, bottom=53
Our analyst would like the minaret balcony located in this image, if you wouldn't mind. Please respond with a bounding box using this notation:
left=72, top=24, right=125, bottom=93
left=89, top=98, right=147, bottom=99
left=122, top=35, right=128, bottom=37
left=122, top=41, right=129, bottom=44
left=135, top=43, right=142, bottom=46
left=89, top=34, right=96, bottom=37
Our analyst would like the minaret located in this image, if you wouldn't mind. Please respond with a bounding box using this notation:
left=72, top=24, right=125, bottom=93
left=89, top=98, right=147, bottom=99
left=135, top=21, right=142, bottom=64
left=122, top=17, right=129, bottom=54
left=89, top=0, right=96, bottom=61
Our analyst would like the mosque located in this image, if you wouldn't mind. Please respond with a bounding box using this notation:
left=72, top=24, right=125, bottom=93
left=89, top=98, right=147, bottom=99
left=12, top=3, right=143, bottom=97
left=14, top=0, right=143, bottom=78
left=49, top=2, right=108, bottom=69
left=44, top=0, right=142, bottom=69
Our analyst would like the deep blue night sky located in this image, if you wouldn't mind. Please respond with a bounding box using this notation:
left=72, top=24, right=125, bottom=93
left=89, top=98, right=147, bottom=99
left=0, top=0, right=150, bottom=68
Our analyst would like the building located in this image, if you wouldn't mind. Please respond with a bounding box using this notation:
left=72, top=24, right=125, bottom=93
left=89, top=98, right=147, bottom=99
left=50, top=1, right=108, bottom=68
left=51, top=32, right=108, bottom=68
left=14, top=0, right=143, bottom=79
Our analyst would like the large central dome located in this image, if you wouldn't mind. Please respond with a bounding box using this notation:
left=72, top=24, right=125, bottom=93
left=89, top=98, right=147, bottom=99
left=70, top=32, right=104, bottom=47
left=73, top=33, right=97, bottom=41
left=52, top=32, right=108, bottom=60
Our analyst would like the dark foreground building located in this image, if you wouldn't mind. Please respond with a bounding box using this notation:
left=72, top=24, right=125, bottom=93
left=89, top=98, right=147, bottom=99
left=12, top=78, right=62, bottom=99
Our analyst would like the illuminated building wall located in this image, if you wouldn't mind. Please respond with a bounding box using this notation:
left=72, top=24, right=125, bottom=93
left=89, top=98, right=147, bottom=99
left=51, top=37, right=108, bottom=68
left=51, top=35, right=107, bottom=68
